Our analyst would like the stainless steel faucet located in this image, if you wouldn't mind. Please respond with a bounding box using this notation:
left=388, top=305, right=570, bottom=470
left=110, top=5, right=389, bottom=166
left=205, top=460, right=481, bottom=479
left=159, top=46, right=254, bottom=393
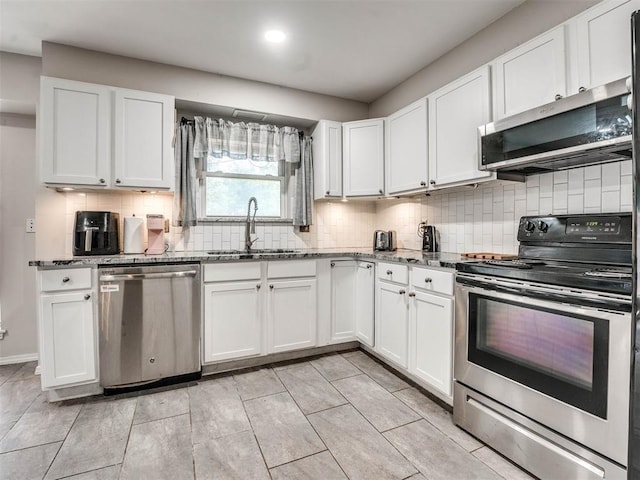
left=245, top=197, right=258, bottom=251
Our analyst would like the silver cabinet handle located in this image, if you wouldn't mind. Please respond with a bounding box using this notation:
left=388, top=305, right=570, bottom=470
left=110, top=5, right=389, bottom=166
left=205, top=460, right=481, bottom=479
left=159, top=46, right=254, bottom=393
left=99, top=178, right=106, bottom=184
left=420, top=181, right=426, bottom=187
left=115, top=178, right=121, bottom=184
left=84, top=294, right=91, bottom=300
left=99, top=270, right=197, bottom=281
left=379, top=189, right=383, bottom=194
left=430, top=180, right=436, bottom=185
left=326, top=190, right=330, bottom=195
left=424, top=278, right=433, bottom=283
left=330, top=262, right=335, bottom=268
left=408, top=292, right=416, bottom=298
left=256, top=283, right=261, bottom=290
left=62, top=276, right=70, bottom=283
left=578, top=86, right=586, bottom=93
left=366, top=264, right=372, bottom=269
left=399, top=289, right=406, bottom=295
left=269, top=284, right=274, bottom=290
left=555, top=94, right=563, bottom=100
left=386, top=270, right=393, bottom=275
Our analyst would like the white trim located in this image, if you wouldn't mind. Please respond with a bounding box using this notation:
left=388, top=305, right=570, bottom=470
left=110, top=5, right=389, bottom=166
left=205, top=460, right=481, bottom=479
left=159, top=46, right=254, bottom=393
left=0, top=353, right=39, bottom=366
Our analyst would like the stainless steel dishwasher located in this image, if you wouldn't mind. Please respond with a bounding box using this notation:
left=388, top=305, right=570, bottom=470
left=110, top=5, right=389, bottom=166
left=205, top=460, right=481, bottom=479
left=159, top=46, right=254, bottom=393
left=98, top=263, right=201, bottom=393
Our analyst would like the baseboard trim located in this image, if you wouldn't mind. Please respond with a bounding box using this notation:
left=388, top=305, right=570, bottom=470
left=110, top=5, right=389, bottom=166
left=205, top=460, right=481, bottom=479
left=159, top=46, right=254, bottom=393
left=0, top=353, right=39, bottom=366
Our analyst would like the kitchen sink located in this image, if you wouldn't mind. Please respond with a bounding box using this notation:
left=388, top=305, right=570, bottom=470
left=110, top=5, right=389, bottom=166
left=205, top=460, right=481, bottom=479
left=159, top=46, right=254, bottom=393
left=207, top=249, right=301, bottom=255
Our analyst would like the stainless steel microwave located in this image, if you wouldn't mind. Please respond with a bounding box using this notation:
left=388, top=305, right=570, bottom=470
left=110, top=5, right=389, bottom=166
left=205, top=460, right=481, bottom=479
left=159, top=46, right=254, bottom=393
left=479, top=78, right=632, bottom=174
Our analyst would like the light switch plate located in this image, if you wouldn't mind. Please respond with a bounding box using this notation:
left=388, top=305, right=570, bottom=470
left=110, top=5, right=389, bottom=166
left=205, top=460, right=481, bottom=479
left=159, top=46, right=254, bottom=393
left=26, top=218, right=35, bottom=233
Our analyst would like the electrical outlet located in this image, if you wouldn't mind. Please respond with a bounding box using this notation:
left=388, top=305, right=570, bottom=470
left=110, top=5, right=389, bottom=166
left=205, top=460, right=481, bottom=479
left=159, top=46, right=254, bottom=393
left=26, top=218, right=36, bottom=233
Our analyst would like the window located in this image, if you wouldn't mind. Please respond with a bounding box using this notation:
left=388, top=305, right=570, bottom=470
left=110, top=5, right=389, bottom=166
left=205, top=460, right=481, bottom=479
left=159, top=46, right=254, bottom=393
left=203, top=155, right=290, bottom=219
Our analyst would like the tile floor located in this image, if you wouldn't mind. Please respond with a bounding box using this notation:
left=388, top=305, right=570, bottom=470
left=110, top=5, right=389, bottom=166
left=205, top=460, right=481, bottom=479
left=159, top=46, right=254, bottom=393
left=0, top=351, right=536, bottom=480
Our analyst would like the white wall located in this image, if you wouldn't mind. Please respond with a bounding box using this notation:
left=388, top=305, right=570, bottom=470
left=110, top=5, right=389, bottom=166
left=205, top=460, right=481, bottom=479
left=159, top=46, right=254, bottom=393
left=41, top=42, right=368, bottom=123
left=369, top=0, right=598, bottom=117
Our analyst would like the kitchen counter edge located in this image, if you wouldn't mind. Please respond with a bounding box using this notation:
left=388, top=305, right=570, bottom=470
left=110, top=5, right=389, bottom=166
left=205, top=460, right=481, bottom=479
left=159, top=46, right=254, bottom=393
left=29, top=249, right=468, bottom=269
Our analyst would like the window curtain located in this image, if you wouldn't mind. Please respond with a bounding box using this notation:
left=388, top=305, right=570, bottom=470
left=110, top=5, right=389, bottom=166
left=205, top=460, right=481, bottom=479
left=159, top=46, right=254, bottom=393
left=173, top=120, right=198, bottom=227
left=293, top=136, right=313, bottom=226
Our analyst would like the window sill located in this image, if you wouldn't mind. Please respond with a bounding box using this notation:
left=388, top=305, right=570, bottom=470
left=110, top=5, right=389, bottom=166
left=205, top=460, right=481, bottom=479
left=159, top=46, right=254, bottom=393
left=197, top=217, right=293, bottom=225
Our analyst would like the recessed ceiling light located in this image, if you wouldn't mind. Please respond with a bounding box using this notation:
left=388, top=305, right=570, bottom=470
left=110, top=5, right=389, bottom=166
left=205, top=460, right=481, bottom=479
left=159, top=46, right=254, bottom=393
left=264, top=30, right=286, bottom=43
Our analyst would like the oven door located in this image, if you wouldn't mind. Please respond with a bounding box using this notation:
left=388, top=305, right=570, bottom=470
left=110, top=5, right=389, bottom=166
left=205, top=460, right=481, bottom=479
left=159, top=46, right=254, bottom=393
left=454, top=274, right=631, bottom=467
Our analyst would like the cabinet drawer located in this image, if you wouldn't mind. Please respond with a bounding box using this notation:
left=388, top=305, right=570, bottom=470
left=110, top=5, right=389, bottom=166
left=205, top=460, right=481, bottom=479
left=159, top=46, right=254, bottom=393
left=377, top=262, right=408, bottom=284
left=40, top=268, right=92, bottom=292
left=268, top=260, right=316, bottom=279
left=411, top=267, right=454, bottom=296
left=204, top=262, right=261, bottom=282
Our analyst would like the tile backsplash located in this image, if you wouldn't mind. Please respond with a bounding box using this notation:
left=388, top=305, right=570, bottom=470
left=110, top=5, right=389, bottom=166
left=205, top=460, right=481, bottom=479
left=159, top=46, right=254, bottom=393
left=60, top=160, right=632, bottom=256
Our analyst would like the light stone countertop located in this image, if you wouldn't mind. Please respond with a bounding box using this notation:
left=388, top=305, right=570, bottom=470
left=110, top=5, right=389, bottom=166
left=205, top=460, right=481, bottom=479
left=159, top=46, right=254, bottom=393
left=29, top=248, right=469, bottom=269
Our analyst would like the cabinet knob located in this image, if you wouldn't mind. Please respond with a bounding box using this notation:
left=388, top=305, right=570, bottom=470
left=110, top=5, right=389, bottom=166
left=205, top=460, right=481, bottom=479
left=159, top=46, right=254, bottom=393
left=62, top=276, right=70, bottom=283
left=430, top=180, right=436, bottom=185
left=115, top=178, right=121, bottom=184
left=408, top=292, right=416, bottom=298
left=554, top=94, right=563, bottom=101
left=399, top=289, right=406, bottom=295
left=84, top=294, right=91, bottom=300
left=366, top=264, right=372, bottom=269
left=578, top=86, right=586, bottom=93
left=256, top=283, right=261, bottom=290
left=99, top=178, right=106, bottom=184
left=149, top=357, right=155, bottom=364
left=269, top=284, right=274, bottom=290
left=424, top=277, right=433, bottom=283
left=420, top=181, right=426, bottom=187
left=330, top=262, right=335, bottom=268
left=386, top=270, right=393, bottom=275
left=326, top=190, right=330, bottom=195
left=379, top=189, right=383, bottom=194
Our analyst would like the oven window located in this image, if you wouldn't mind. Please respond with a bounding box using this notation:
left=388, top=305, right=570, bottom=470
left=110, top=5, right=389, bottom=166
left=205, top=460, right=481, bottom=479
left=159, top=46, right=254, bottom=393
left=468, top=293, right=609, bottom=419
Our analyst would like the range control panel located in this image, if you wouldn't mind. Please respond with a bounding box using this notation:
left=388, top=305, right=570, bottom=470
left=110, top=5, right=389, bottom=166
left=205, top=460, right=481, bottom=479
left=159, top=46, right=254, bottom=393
left=517, top=213, right=631, bottom=244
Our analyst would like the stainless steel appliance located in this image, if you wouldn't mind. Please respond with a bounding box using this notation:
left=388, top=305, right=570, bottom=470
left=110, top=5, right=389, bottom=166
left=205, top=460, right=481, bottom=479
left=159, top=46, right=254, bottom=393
left=418, top=222, right=438, bottom=252
left=73, top=211, right=119, bottom=256
left=478, top=78, right=632, bottom=175
left=455, top=213, right=632, bottom=480
left=373, top=230, right=397, bottom=251
left=98, top=264, right=201, bottom=393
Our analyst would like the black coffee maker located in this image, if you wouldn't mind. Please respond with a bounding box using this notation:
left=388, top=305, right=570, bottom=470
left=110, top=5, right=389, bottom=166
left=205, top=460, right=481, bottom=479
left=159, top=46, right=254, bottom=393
left=73, top=211, right=120, bottom=256
left=418, top=222, right=438, bottom=252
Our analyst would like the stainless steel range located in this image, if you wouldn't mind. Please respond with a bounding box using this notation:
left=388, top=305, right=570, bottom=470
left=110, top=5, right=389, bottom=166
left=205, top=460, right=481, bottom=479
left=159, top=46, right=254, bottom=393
left=454, top=212, right=632, bottom=480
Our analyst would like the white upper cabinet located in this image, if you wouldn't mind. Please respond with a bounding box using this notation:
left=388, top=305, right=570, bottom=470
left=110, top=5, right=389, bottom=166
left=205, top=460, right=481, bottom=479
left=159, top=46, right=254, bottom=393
left=343, top=119, right=384, bottom=197
left=569, top=0, right=639, bottom=92
left=40, top=76, right=112, bottom=186
left=385, top=98, right=428, bottom=195
left=493, top=26, right=567, bottom=119
left=428, top=65, right=493, bottom=188
left=40, top=76, right=175, bottom=190
left=312, top=120, right=343, bottom=199
left=114, top=88, right=174, bottom=189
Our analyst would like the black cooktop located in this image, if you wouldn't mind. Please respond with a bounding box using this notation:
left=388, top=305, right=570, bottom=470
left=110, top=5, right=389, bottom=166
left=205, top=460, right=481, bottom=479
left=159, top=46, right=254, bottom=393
left=456, top=213, right=633, bottom=296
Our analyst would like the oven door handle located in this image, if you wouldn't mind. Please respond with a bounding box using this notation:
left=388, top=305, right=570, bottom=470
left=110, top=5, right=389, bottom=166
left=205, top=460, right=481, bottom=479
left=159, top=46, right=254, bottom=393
left=456, top=275, right=631, bottom=312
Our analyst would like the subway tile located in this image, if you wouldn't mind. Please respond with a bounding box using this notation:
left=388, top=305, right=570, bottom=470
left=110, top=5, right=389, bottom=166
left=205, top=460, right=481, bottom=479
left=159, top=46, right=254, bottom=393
left=567, top=195, right=584, bottom=214
left=553, top=170, right=568, bottom=184
left=526, top=175, right=539, bottom=187
left=526, top=187, right=539, bottom=213
left=601, top=190, right=621, bottom=213
left=621, top=159, right=632, bottom=176
left=539, top=173, right=553, bottom=198
left=584, top=179, right=602, bottom=209
left=584, top=165, right=602, bottom=180
left=552, top=182, right=568, bottom=212
left=601, top=162, right=621, bottom=192
left=539, top=197, right=552, bottom=215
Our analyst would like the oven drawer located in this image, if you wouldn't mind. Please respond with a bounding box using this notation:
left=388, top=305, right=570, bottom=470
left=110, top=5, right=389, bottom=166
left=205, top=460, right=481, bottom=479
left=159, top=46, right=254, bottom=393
left=377, top=262, right=408, bottom=284
left=411, top=267, right=453, bottom=295
left=454, top=383, right=626, bottom=480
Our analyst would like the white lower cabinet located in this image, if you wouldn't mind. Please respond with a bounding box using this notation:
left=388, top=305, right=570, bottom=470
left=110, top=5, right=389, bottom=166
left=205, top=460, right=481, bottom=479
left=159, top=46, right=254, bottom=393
left=330, top=261, right=357, bottom=342
left=268, top=278, right=317, bottom=353
left=203, top=281, right=262, bottom=363
left=38, top=268, right=97, bottom=389
left=376, top=276, right=409, bottom=369
left=355, top=261, right=375, bottom=347
left=409, top=290, right=454, bottom=397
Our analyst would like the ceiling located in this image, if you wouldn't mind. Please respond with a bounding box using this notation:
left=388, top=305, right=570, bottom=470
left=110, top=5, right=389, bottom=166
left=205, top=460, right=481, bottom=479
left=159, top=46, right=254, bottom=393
left=0, top=0, right=526, bottom=103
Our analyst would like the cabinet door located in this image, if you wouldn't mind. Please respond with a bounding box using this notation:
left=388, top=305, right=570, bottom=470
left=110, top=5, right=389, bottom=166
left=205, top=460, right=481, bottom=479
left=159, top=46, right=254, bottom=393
left=375, top=281, right=409, bottom=368
left=268, top=278, right=317, bottom=353
left=203, top=282, right=262, bottom=363
left=40, top=76, right=111, bottom=186
left=113, top=88, right=174, bottom=189
left=312, top=120, right=343, bottom=199
left=40, top=291, right=96, bottom=388
left=494, top=26, right=567, bottom=119
left=410, top=291, right=453, bottom=397
left=386, top=98, right=428, bottom=194
left=343, top=119, right=384, bottom=196
left=428, top=66, right=493, bottom=188
left=355, top=262, right=375, bottom=347
left=330, top=261, right=356, bottom=342
left=573, top=0, right=639, bottom=91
